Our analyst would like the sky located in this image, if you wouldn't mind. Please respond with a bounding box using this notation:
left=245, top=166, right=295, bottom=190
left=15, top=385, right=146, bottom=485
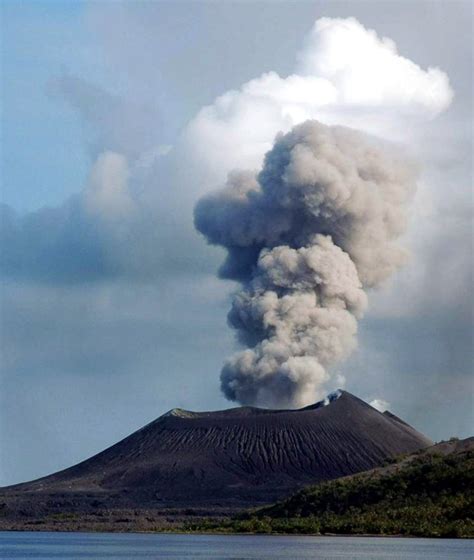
left=0, top=1, right=472, bottom=486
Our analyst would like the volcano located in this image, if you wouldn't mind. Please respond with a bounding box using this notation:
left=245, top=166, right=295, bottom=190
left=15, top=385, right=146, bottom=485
left=2, top=391, right=432, bottom=513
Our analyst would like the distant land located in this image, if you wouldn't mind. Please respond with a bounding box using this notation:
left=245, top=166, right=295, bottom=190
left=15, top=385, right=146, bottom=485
left=0, top=390, right=439, bottom=532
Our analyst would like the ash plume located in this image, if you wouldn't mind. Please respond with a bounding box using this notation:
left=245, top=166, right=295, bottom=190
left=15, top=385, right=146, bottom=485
left=195, top=120, right=417, bottom=408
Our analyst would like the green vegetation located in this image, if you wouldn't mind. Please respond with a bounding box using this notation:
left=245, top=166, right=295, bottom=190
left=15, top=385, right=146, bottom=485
left=184, top=448, right=474, bottom=537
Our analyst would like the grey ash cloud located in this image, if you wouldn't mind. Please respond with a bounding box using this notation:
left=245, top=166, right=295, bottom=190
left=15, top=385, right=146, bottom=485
left=195, top=120, right=418, bottom=407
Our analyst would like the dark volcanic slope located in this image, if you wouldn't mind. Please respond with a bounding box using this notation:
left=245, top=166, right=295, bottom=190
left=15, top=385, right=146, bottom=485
left=3, top=391, right=432, bottom=507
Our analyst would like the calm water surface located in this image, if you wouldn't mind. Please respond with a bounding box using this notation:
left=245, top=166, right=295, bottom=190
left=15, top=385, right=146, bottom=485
left=1, top=532, right=472, bottom=559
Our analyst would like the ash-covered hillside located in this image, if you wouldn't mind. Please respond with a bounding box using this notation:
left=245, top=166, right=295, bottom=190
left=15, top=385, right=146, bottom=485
left=2, top=391, right=431, bottom=515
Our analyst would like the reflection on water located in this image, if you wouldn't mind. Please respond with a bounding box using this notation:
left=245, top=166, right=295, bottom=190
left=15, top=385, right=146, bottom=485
left=1, top=532, right=473, bottom=560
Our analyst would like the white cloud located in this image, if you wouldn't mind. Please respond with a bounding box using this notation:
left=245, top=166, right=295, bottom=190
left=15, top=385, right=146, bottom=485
left=298, top=18, right=453, bottom=114
left=184, top=17, right=453, bottom=188
left=370, top=398, right=390, bottom=412
left=85, top=151, right=135, bottom=222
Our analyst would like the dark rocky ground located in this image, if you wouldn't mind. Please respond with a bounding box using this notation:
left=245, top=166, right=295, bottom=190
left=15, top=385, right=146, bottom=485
left=0, top=391, right=433, bottom=532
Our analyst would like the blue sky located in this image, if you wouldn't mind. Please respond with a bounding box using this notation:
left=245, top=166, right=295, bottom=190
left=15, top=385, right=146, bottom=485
left=0, top=1, right=472, bottom=486
left=2, top=2, right=97, bottom=210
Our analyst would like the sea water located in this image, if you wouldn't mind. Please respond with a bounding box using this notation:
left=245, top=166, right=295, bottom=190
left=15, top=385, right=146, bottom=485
left=1, top=532, right=472, bottom=559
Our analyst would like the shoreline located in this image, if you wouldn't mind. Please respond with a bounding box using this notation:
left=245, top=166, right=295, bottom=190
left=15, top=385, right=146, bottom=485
left=0, top=527, right=471, bottom=539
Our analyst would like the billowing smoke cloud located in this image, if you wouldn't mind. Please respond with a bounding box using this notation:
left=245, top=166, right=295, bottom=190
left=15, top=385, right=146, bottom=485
left=195, top=120, right=417, bottom=407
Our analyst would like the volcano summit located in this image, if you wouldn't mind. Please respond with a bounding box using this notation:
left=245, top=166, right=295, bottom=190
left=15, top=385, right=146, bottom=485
left=1, top=391, right=431, bottom=524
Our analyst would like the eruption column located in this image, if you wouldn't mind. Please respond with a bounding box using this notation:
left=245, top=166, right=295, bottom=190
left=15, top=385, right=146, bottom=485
left=195, top=120, right=417, bottom=408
